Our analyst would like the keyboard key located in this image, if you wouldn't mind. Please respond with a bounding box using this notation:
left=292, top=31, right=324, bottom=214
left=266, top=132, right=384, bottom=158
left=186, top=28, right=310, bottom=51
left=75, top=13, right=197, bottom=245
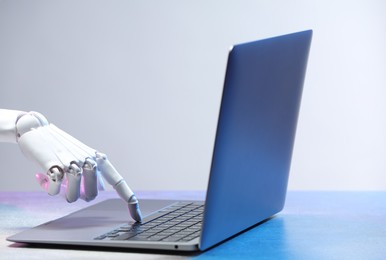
left=111, top=231, right=138, bottom=240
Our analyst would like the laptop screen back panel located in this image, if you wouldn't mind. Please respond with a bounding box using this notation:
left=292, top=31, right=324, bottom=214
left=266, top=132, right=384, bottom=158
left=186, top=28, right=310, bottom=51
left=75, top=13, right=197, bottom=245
left=200, top=30, right=312, bottom=250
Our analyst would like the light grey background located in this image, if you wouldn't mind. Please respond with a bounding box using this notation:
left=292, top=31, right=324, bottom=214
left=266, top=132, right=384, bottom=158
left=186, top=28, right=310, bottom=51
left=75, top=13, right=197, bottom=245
left=1, top=0, right=385, bottom=192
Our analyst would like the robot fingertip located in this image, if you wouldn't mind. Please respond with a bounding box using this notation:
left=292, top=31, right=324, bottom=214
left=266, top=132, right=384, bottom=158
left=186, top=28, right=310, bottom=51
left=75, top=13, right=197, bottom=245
left=128, top=203, right=143, bottom=222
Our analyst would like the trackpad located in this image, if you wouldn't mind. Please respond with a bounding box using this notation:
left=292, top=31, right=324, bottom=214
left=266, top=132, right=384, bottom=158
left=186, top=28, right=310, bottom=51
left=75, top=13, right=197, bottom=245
left=7, top=199, right=177, bottom=243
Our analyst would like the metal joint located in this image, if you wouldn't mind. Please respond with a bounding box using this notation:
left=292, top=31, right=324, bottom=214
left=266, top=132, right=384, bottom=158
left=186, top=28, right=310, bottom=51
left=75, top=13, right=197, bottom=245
left=47, top=166, right=64, bottom=182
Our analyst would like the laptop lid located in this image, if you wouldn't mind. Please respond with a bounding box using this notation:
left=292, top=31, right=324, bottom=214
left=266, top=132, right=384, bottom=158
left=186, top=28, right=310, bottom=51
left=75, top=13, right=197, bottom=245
left=200, top=30, right=312, bottom=250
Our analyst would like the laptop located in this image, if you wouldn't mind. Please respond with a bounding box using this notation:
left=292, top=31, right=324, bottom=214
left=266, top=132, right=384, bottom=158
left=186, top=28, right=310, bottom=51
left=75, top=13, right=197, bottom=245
left=7, top=30, right=312, bottom=252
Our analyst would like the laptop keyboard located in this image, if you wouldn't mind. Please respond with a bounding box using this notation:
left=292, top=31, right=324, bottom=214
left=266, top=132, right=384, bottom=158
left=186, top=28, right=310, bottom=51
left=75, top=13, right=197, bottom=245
left=94, top=202, right=204, bottom=242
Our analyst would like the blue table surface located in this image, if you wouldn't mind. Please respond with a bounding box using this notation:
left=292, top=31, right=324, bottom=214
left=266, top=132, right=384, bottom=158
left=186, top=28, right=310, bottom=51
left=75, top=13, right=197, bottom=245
left=1, top=191, right=386, bottom=259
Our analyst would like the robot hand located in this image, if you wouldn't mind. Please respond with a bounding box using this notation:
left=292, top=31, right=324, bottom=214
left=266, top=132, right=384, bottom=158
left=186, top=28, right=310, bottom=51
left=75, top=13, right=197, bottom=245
left=0, top=109, right=142, bottom=222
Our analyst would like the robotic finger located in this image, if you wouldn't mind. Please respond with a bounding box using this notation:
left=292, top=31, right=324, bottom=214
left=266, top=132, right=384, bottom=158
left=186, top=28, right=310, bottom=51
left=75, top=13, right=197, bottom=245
left=47, top=166, right=65, bottom=195
left=81, top=158, right=99, bottom=202
left=95, top=152, right=142, bottom=222
left=35, top=166, right=65, bottom=196
left=65, top=162, right=82, bottom=202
